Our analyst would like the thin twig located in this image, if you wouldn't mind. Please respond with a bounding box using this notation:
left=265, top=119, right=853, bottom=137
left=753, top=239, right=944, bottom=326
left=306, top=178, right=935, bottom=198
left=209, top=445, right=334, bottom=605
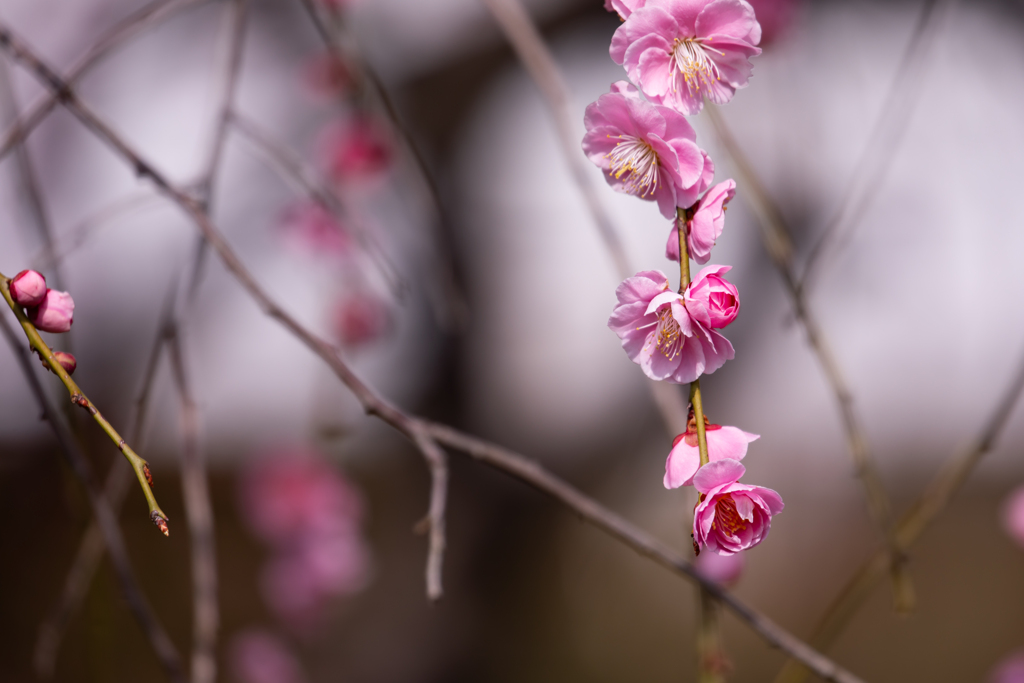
left=704, top=103, right=911, bottom=608
left=0, top=313, right=186, bottom=683
left=798, top=0, right=951, bottom=293
left=0, top=27, right=868, bottom=682
left=33, top=282, right=179, bottom=678
left=411, top=432, right=449, bottom=602
left=773, top=341, right=1024, bottom=683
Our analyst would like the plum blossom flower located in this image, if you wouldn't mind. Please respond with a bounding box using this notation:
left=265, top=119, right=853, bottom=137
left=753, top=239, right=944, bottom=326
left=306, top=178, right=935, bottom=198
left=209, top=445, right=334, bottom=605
left=608, top=270, right=733, bottom=384
left=321, top=115, right=392, bottom=184
left=279, top=202, right=352, bottom=256
left=228, top=629, right=307, bottom=683
left=334, top=293, right=390, bottom=348
left=303, top=53, right=351, bottom=98
left=604, top=0, right=646, bottom=20
left=9, top=269, right=47, bottom=307
left=1002, top=485, right=1024, bottom=549
left=664, top=413, right=758, bottom=488
left=694, top=547, right=744, bottom=587
left=692, top=459, right=783, bottom=555
left=685, top=265, right=740, bottom=329
left=610, top=0, right=762, bottom=115
left=28, top=289, right=74, bottom=333
left=666, top=179, right=736, bottom=264
left=583, top=81, right=714, bottom=218
left=992, top=652, right=1024, bottom=683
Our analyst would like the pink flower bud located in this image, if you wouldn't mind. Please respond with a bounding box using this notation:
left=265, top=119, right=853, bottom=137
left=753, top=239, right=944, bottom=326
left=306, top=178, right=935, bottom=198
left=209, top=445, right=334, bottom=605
left=334, top=294, right=389, bottom=347
left=694, top=548, right=745, bottom=588
left=9, top=269, right=47, bottom=307
left=685, top=265, right=740, bottom=329
left=49, top=351, right=77, bottom=375
left=321, top=115, right=392, bottom=183
left=28, top=289, right=74, bottom=333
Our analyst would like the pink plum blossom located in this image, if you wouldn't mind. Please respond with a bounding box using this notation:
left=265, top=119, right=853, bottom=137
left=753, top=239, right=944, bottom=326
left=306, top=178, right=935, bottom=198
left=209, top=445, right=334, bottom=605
left=321, top=115, right=392, bottom=183
left=583, top=81, right=714, bottom=218
left=666, top=179, right=736, bottom=264
left=692, top=459, right=783, bottom=555
left=604, top=0, right=646, bottom=20
left=685, top=265, right=740, bottom=329
left=608, top=270, right=733, bottom=384
left=694, top=547, right=745, bottom=587
left=228, top=629, right=307, bottom=683
left=1002, top=485, right=1024, bottom=549
left=28, top=289, right=74, bottom=333
left=664, top=415, right=758, bottom=488
left=9, top=269, right=47, bottom=307
left=334, top=293, right=390, bottom=348
left=610, top=0, right=762, bottom=115
left=279, top=202, right=352, bottom=256
left=992, top=652, right=1024, bottom=683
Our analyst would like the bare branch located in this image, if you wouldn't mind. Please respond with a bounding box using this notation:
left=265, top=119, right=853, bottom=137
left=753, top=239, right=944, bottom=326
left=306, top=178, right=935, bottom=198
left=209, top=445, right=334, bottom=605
left=411, top=432, right=449, bottom=602
left=0, top=25, right=869, bottom=682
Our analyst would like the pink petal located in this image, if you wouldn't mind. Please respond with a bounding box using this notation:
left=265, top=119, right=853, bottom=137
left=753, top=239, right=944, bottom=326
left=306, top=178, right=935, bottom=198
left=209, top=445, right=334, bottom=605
left=693, top=458, right=746, bottom=494
left=706, top=426, right=759, bottom=460
left=695, top=0, right=760, bottom=44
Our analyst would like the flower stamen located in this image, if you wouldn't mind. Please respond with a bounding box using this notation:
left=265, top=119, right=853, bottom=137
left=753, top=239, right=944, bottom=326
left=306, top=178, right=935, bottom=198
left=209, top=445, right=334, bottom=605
left=711, top=495, right=748, bottom=537
left=655, top=307, right=683, bottom=359
left=671, top=38, right=721, bottom=95
left=606, top=135, right=661, bottom=196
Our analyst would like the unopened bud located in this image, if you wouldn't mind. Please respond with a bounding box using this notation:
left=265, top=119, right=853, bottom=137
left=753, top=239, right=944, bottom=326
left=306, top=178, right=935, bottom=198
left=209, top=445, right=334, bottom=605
left=40, top=351, right=76, bottom=376
left=150, top=511, right=170, bottom=537
left=28, top=289, right=74, bottom=333
left=9, top=269, right=47, bottom=307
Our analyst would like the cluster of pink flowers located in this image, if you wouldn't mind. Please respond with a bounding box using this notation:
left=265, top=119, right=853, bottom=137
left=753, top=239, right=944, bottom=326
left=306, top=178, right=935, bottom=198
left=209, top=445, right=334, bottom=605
left=8, top=269, right=77, bottom=375
left=585, top=0, right=782, bottom=556
left=238, top=448, right=370, bottom=634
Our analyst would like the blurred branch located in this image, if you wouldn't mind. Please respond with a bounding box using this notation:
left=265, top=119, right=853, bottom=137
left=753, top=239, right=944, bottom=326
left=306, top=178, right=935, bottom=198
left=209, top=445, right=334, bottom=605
left=0, top=273, right=170, bottom=532
left=0, top=0, right=210, bottom=162
left=0, top=312, right=186, bottom=683
left=773, top=341, right=1024, bottom=683
left=482, top=0, right=689, bottom=437
left=33, top=283, right=179, bottom=679
left=411, top=432, right=449, bottom=602
left=704, top=103, right=911, bottom=609
left=798, top=0, right=951, bottom=293
left=167, top=323, right=219, bottom=683
left=0, top=24, right=869, bottom=683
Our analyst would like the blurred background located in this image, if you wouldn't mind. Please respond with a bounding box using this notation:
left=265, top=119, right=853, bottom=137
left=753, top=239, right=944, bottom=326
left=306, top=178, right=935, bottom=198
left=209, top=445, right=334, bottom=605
left=2, top=0, right=1024, bottom=680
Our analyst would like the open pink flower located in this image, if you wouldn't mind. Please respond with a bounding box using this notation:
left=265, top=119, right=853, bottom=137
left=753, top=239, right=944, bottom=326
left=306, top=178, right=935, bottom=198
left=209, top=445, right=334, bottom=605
left=664, top=415, right=758, bottom=488
left=28, top=289, right=74, bottom=333
left=583, top=81, right=714, bottom=218
left=685, top=265, right=740, bottom=329
left=610, top=0, right=762, bottom=115
left=692, top=459, right=783, bottom=555
left=666, top=179, right=736, bottom=264
left=604, top=0, right=646, bottom=20
left=1002, top=485, right=1024, bottom=549
left=10, top=269, right=47, bottom=307
left=608, top=270, right=733, bottom=384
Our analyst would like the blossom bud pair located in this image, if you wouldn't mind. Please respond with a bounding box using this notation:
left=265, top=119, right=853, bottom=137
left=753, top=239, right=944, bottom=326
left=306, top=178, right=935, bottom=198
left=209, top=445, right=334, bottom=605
left=9, top=270, right=75, bottom=333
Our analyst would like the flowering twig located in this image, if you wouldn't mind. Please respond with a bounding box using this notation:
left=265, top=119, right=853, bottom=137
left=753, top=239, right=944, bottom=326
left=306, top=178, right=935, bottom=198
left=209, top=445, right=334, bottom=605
left=0, top=312, right=185, bottom=683
left=703, top=102, right=912, bottom=607
left=0, top=25, right=867, bottom=683
left=773, top=341, right=1024, bottom=683
left=0, top=273, right=170, bottom=532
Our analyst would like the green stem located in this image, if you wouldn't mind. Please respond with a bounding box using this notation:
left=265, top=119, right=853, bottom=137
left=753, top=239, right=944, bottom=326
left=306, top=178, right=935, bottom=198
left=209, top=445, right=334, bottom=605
left=0, top=272, right=169, bottom=534
left=690, top=381, right=710, bottom=468
left=677, top=207, right=691, bottom=291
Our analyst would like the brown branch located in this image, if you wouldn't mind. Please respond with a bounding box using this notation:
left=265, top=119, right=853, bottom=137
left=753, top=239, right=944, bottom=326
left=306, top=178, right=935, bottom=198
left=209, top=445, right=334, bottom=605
left=0, top=312, right=186, bottom=683
left=411, top=432, right=449, bottom=602
left=0, top=25, right=869, bottom=683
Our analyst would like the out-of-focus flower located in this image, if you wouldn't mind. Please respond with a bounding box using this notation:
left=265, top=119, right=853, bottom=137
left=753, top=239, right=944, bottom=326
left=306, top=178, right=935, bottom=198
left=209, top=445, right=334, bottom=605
left=694, top=547, right=745, bottom=587
left=303, top=53, right=351, bottom=98
left=279, top=202, right=352, bottom=256
left=748, top=0, right=799, bottom=46
left=664, top=416, right=758, bottom=488
left=583, top=81, right=714, bottom=218
left=991, top=651, right=1024, bottom=683
left=610, top=0, right=762, bottom=115
left=334, top=293, right=390, bottom=348
left=9, top=269, right=47, bottom=307
left=692, top=459, right=783, bottom=555
left=685, top=265, right=740, bottom=329
left=321, top=115, right=392, bottom=184
left=1001, top=485, right=1024, bottom=549
left=228, top=629, right=307, bottom=683
left=608, top=270, right=733, bottom=384
left=28, top=289, right=74, bottom=333
left=604, top=0, right=645, bottom=20
left=666, top=179, right=736, bottom=264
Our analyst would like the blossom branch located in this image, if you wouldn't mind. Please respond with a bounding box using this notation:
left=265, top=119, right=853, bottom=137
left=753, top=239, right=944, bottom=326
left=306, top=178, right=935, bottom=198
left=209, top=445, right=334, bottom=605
left=773, top=341, right=1024, bottom=683
left=0, top=26, right=867, bottom=682
left=0, top=312, right=186, bottom=683
left=0, top=273, right=170, bottom=532
left=703, top=103, right=911, bottom=607
left=33, top=282, right=180, bottom=678
left=411, top=432, right=449, bottom=602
